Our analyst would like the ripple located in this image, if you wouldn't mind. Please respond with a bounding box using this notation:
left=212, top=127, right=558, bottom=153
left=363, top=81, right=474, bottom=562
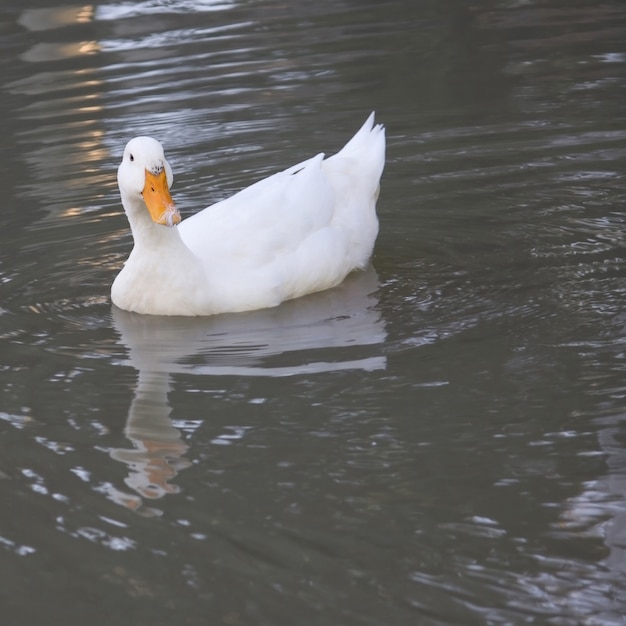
left=96, top=0, right=236, bottom=21
left=2, top=1, right=626, bottom=624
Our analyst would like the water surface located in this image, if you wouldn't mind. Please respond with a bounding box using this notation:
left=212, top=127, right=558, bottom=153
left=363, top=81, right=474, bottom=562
left=2, top=1, right=626, bottom=624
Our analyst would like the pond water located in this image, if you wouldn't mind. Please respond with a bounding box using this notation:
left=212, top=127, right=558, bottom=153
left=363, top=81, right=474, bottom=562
left=2, top=1, right=626, bottom=624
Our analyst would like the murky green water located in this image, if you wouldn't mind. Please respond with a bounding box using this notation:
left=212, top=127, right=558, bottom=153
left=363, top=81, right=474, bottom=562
left=2, top=1, right=626, bottom=624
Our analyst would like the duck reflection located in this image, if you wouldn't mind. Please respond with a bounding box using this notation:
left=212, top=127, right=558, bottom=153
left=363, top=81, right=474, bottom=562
left=109, top=371, right=191, bottom=500
left=110, top=267, right=386, bottom=508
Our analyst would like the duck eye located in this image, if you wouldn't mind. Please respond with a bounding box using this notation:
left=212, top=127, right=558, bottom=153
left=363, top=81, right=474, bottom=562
left=129, top=154, right=134, bottom=162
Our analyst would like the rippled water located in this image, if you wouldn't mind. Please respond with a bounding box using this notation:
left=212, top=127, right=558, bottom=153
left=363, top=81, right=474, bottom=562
left=2, top=1, right=626, bottom=624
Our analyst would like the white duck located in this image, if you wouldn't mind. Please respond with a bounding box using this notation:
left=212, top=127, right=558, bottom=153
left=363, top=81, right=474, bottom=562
left=112, top=113, right=385, bottom=316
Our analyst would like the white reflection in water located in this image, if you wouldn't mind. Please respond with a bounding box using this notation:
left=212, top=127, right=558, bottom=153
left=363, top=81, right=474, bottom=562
left=18, top=0, right=235, bottom=33
left=562, top=418, right=626, bottom=573
left=110, top=267, right=386, bottom=509
left=96, top=0, right=236, bottom=21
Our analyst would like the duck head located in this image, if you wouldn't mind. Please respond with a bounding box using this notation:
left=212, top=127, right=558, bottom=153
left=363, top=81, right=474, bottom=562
left=117, top=136, right=181, bottom=227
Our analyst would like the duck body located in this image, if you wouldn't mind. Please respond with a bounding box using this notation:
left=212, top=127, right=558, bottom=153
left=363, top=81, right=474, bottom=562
left=112, top=113, right=385, bottom=316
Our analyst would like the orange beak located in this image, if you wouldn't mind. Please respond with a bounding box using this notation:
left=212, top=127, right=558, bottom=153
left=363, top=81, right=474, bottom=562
left=142, top=168, right=181, bottom=226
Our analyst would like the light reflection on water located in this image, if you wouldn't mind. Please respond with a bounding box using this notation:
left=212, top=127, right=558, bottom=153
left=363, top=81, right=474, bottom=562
left=1, top=0, right=626, bottom=624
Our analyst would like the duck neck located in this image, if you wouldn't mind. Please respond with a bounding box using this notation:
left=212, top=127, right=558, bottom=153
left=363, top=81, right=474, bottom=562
left=122, top=192, right=187, bottom=255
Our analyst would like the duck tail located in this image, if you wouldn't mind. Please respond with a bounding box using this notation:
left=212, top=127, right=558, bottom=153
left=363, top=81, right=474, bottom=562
left=329, top=112, right=386, bottom=183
